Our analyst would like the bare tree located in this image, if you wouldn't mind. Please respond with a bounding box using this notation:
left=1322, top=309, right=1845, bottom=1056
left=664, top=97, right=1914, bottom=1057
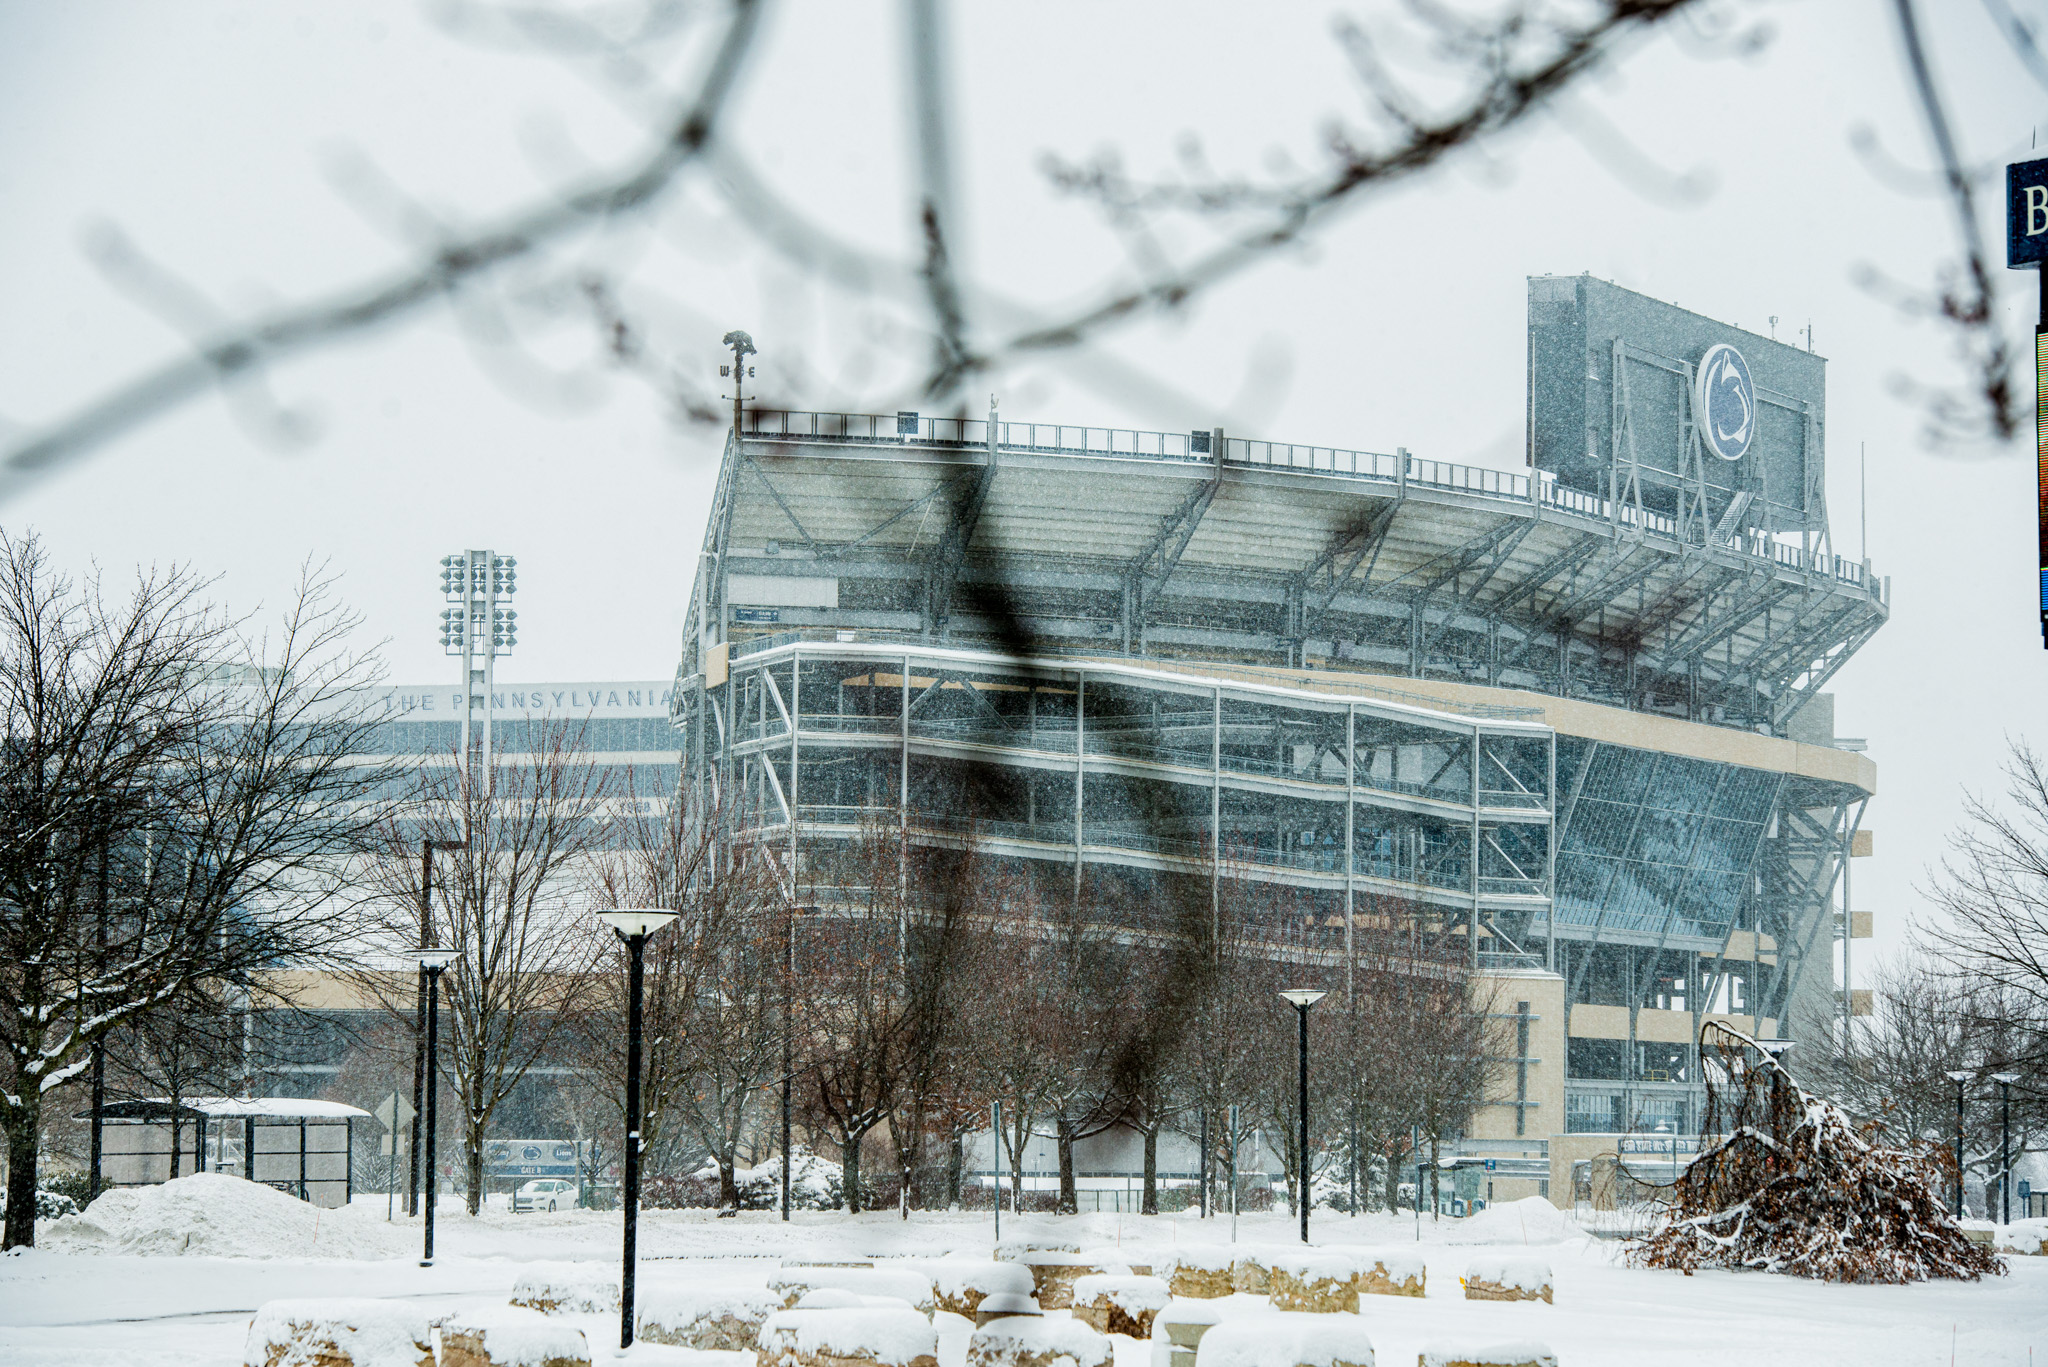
left=1921, top=741, right=2048, bottom=1143
left=0, top=539, right=386, bottom=1246
left=583, top=781, right=788, bottom=1205
left=351, top=722, right=610, bottom=1215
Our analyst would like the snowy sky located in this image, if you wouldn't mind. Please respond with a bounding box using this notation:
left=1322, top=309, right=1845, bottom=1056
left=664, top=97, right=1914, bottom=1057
left=0, top=0, right=2038, bottom=981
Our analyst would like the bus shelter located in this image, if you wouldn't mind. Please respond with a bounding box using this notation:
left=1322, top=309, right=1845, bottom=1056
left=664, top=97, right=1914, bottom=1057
left=85, top=1097, right=368, bottom=1209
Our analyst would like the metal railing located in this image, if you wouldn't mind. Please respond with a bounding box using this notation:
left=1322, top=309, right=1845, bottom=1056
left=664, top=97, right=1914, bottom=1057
left=740, top=410, right=1886, bottom=601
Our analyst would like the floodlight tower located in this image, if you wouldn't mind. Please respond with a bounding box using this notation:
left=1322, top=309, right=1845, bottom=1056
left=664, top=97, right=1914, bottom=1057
left=438, top=551, right=519, bottom=776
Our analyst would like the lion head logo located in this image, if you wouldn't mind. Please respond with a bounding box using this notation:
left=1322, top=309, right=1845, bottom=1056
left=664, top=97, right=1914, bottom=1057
left=1695, top=344, right=1755, bottom=461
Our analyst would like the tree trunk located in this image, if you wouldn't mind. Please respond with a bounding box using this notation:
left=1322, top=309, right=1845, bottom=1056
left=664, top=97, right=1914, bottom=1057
left=1141, top=1126, right=1158, bottom=1215
left=946, top=1129, right=964, bottom=1209
left=841, top=1133, right=862, bottom=1213
left=1055, top=1119, right=1077, bottom=1215
left=3, top=1093, right=40, bottom=1249
left=1428, top=1135, right=1439, bottom=1219
left=718, top=1156, right=740, bottom=1209
left=465, top=1110, right=486, bottom=1216
left=1008, top=1112, right=1028, bottom=1213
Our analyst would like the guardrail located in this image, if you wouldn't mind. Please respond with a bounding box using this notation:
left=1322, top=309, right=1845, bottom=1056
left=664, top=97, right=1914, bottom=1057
left=741, top=410, right=1885, bottom=601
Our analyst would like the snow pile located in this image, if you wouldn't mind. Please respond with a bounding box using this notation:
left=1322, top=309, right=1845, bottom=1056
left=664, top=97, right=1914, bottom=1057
left=243, top=1297, right=432, bottom=1367
left=1193, top=1313, right=1376, bottom=1367
left=928, top=1259, right=1034, bottom=1317
left=967, top=1313, right=1113, bottom=1367
left=45, top=1173, right=403, bottom=1259
left=1461, top=1257, right=1552, bottom=1303
left=1261, top=1251, right=1352, bottom=1282
left=797, top=1289, right=918, bottom=1312
left=1993, top=1219, right=2047, bottom=1255
left=440, top=1303, right=590, bottom=1367
left=759, top=1306, right=939, bottom=1367
left=509, top=1265, right=619, bottom=1315
left=770, top=1266, right=936, bottom=1315
left=1071, top=1274, right=1171, bottom=1315
left=1441, top=1197, right=1581, bottom=1246
left=636, top=1283, right=784, bottom=1351
left=1417, top=1339, right=1556, bottom=1367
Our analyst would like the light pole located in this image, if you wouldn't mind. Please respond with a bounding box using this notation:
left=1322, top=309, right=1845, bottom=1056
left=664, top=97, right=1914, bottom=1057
left=1992, top=1072, right=2020, bottom=1225
left=410, top=839, right=466, bottom=1217
left=1278, top=989, right=1327, bottom=1243
left=597, top=908, right=679, bottom=1351
left=438, top=549, right=518, bottom=776
left=416, top=949, right=457, bottom=1266
left=1946, top=1068, right=1974, bottom=1219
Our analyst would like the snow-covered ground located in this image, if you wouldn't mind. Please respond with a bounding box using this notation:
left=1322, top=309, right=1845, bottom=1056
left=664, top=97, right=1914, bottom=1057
left=4, top=1177, right=2045, bottom=1366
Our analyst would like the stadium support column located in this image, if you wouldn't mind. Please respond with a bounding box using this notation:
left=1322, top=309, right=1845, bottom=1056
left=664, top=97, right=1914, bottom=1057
left=1211, top=686, right=1221, bottom=947
left=1344, top=704, right=1355, bottom=1004
left=1074, top=673, right=1086, bottom=910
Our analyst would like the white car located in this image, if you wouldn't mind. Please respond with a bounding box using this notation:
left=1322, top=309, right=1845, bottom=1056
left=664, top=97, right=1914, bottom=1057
left=512, top=1178, right=579, bottom=1213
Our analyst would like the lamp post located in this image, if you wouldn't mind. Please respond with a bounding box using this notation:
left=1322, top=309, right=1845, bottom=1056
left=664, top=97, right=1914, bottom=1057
left=1277, top=989, right=1327, bottom=1243
left=597, top=908, right=679, bottom=1351
left=410, top=839, right=467, bottom=1217
left=416, top=949, right=457, bottom=1267
left=1946, top=1068, right=1974, bottom=1219
left=1992, top=1072, right=2020, bottom=1225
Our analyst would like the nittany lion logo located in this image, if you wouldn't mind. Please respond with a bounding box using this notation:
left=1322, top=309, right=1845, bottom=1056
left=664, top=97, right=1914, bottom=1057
left=1694, top=344, right=1755, bottom=462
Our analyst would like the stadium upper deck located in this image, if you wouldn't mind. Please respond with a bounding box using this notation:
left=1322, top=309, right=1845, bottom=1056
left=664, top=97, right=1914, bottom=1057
left=676, top=407, right=1884, bottom=736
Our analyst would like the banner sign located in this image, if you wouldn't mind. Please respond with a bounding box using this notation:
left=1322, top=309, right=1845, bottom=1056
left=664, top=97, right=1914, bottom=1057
left=484, top=1139, right=586, bottom=1178
left=2016, top=159, right=2048, bottom=648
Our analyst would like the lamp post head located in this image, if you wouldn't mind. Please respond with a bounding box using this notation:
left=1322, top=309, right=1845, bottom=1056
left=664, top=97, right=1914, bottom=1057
left=1991, top=1072, right=2021, bottom=1085
left=1278, top=989, right=1327, bottom=1010
left=417, top=949, right=458, bottom=973
left=1945, top=1069, right=1975, bottom=1083
left=597, top=908, right=680, bottom=941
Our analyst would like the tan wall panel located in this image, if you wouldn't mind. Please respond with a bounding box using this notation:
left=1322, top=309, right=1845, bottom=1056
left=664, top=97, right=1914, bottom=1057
left=1567, top=1004, right=1630, bottom=1039
left=1634, top=1010, right=1695, bottom=1044
left=1466, top=970, right=1566, bottom=1145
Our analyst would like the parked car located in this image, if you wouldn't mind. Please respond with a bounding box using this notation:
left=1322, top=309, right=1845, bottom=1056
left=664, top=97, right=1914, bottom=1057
left=512, top=1178, right=579, bottom=1213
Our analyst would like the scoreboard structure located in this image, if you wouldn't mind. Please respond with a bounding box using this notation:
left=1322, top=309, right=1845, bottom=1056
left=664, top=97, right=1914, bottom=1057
left=1527, top=276, right=1829, bottom=554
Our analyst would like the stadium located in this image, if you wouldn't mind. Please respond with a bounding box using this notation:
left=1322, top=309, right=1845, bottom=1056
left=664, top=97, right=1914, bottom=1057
left=670, top=275, right=1886, bottom=1202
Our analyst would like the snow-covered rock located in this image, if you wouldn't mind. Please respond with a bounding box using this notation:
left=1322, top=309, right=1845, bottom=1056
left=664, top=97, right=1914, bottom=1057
left=635, top=1283, right=784, bottom=1351
left=439, top=1304, right=591, bottom=1367
left=1417, top=1340, right=1556, bottom=1367
left=242, top=1298, right=433, bottom=1367
left=48, top=1172, right=402, bottom=1260
left=1017, top=1250, right=1131, bottom=1310
left=1071, top=1273, right=1170, bottom=1338
left=967, top=1312, right=1113, bottom=1367
left=1193, top=1313, right=1376, bottom=1367
left=995, top=1237, right=1082, bottom=1262
left=929, top=1259, right=1036, bottom=1317
left=1163, top=1246, right=1237, bottom=1299
left=508, top=1267, right=619, bottom=1316
left=1263, top=1252, right=1357, bottom=1314
left=758, top=1306, right=940, bottom=1367
left=1150, top=1299, right=1225, bottom=1367
left=770, top=1266, right=937, bottom=1315
left=1230, top=1253, right=1271, bottom=1295
left=1342, top=1249, right=1425, bottom=1299
left=1461, top=1257, right=1552, bottom=1304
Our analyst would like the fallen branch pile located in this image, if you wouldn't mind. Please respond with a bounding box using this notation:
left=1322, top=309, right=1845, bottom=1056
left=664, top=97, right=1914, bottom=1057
left=1629, top=1022, right=2002, bottom=1283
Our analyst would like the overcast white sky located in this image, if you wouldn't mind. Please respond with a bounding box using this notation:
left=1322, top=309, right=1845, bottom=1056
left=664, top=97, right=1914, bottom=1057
left=0, top=0, right=2039, bottom=980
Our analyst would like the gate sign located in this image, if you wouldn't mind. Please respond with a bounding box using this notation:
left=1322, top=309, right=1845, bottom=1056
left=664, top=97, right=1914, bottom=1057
left=485, top=1139, right=584, bottom=1178
left=2009, top=157, right=2048, bottom=269
left=1693, top=344, right=1756, bottom=462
